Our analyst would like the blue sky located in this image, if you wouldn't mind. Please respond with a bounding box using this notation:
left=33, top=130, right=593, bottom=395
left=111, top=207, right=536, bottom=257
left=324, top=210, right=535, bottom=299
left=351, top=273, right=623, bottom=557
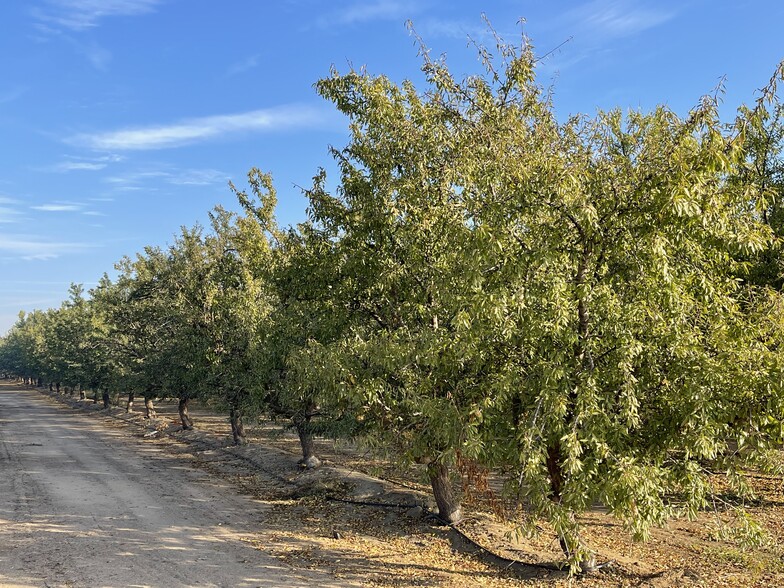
left=1, top=0, right=782, bottom=335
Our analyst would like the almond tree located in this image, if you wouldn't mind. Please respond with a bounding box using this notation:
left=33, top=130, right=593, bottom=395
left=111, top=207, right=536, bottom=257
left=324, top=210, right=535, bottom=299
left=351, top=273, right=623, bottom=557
left=44, top=284, right=92, bottom=396
left=305, top=30, right=784, bottom=568
left=231, top=169, right=356, bottom=464
left=195, top=203, right=272, bottom=445
left=444, top=39, right=784, bottom=570
left=299, top=52, right=509, bottom=523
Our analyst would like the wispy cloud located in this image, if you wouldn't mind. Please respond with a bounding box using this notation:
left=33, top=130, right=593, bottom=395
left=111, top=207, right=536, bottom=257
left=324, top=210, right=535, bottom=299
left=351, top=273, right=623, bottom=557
left=0, top=197, right=22, bottom=224
left=52, top=161, right=107, bottom=172
left=31, top=202, right=83, bottom=212
left=0, top=298, right=61, bottom=310
left=414, top=19, right=487, bottom=41
left=316, top=0, right=419, bottom=27
left=105, top=170, right=168, bottom=185
left=32, top=0, right=162, bottom=32
left=168, top=168, right=229, bottom=186
left=412, top=17, right=519, bottom=43
left=227, top=54, right=261, bottom=77
left=105, top=167, right=228, bottom=190
left=0, top=234, right=89, bottom=260
left=80, top=41, right=112, bottom=70
left=44, top=154, right=122, bottom=173
left=567, top=0, right=674, bottom=37
left=0, top=207, right=21, bottom=224
left=531, top=0, right=675, bottom=79
left=71, top=105, right=326, bottom=151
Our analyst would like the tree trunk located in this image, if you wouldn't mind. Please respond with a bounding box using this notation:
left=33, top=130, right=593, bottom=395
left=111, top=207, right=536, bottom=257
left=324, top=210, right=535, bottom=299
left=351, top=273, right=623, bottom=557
left=49, top=382, right=53, bottom=391
left=56, top=382, right=61, bottom=394
left=144, top=396, right=156, bottom=419
left=93, top=389, right=99, bottom=404
left=79, top=384, right=85, bottom=400
left=296, top=420, right=317, bottom=464
left=229, top=404, right=247, bottom=446
left=428, top=462, right=462, bottom=524
left=295, top=402, right=320, bottom=468
left=102, top=389, right=111, bottom=409
left=126, top=391, right=135, bottom=413
left=546, top=442, right=565, bottom=499
left=547, top=441, right=596, bottom=573
left=178, top=397, right=194, bottom=430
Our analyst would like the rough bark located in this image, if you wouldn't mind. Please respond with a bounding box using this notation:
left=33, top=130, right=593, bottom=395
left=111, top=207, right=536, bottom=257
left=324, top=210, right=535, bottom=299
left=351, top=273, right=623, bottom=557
left=144, top=397, right=156, bottom=419
left=296, top=421, right=317, bottom=464
left=546, top=442, right=564, bottom=499
left=126, top=391, right=135, bottom=413
left=229, top=404, right=247, bottom=446
left=428, top=462, right=462, bottom=524
left=294, top=402, right=320, bottom=468
left=178, top=397, right=194, bottom=430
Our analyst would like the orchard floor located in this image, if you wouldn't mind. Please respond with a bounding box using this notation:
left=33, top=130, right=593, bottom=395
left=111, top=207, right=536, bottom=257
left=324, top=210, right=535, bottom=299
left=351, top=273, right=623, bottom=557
left=9, top=382, right=784, bottom=588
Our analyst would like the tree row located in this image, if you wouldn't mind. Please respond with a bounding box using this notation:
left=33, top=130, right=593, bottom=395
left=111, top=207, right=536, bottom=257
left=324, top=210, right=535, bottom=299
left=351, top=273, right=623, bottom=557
left=2, top=33, right=784, bottom=572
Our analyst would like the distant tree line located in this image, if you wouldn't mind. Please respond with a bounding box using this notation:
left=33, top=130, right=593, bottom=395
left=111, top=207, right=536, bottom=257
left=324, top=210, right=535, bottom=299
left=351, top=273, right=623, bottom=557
left=2, top=31, right=784, bottom=573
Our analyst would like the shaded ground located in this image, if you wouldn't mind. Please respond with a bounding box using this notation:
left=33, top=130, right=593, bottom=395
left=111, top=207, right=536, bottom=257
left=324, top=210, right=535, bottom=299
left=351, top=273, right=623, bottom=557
left=5, top=381, right=784, bottom=587
left=0, top=383, right=356, bottom=588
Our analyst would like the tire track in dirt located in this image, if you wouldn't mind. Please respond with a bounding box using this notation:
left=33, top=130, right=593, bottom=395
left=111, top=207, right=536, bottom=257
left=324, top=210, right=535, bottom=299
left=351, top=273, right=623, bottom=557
left=0, top=382, right=359, bottom=588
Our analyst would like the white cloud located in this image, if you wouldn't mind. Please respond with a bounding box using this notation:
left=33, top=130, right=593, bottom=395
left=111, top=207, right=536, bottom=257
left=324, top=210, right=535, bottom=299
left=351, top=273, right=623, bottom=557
left=52, top=161, right=108, bottom=171
left=105, top=170, right=168, bottom=185
left=113, top=185, right=145, bottom=192
left=317, top=0, right=419, bottom=27
left=0, top=207, right=21, bottom=223
left=72, top=105, right=325, bottom=151
left=81, top=41, right=112, bottom=70
left=44, top=154, right=121, bottom=172
left=105, top=167, right=228, bottom=189
left=32, top=0, right=161, bottom=31
left=415, top=19, right=490, bottom=41
left=227, top=54, right=261, bottom=77
left=0, top=234, right=88, bottom=260
left=31, top=203, right=82, bottom=212
left=0, top=198, right=22, bottom=224
left=529, top=0, right=675, bottom=79
left=167, top=169, right=229, bottom=186
left=568, top=0, right=674, bottom=37
left=0, top=297, right=61, bottom=309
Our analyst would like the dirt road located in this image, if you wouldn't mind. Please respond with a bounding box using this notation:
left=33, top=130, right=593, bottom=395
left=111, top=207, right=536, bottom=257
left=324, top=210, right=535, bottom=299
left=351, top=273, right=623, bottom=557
left=0, top=382, right=352, bottom=588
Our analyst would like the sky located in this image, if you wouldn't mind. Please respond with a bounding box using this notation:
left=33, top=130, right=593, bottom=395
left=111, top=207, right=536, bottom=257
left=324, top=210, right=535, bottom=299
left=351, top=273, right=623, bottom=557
left=1, top=0, right=782, bottom=335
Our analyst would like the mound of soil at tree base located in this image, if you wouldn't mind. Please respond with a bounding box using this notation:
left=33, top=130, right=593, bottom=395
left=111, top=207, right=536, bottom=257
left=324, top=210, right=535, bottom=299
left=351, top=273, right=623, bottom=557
left=35, top=385, right=784, bottom=587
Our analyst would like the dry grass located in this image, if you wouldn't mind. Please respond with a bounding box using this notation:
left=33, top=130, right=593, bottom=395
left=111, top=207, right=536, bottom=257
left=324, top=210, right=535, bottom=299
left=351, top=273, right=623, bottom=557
left=45, top=389, right=784, bottom=587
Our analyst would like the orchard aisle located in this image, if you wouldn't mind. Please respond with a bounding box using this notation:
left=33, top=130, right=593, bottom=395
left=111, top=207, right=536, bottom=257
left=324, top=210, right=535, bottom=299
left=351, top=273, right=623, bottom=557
left=0, top=381, right=350, bottom=588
